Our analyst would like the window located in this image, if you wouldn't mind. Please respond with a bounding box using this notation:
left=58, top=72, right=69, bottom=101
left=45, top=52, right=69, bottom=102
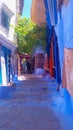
left=1, top=11, right=10, bottom=31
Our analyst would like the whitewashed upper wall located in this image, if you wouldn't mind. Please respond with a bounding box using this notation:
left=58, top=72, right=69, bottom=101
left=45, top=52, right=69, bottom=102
left=0, top=0, right=17, bottom=43
left=0, top=0, right=16, bottom=13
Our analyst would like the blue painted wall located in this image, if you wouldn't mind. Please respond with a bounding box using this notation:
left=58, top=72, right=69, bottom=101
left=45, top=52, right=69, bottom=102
left=0, top=63, right=2, bottom=84
left=0, top=46, right=11, bottom=85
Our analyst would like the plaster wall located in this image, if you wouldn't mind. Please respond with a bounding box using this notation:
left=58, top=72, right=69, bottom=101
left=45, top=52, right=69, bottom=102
left=56, top=0, right=73, bottom=96
left=31, top=0, right=46, bottom=26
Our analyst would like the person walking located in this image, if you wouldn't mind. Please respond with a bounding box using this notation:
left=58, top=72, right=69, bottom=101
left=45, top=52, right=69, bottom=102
left=26, top=60, right=31, bottom=74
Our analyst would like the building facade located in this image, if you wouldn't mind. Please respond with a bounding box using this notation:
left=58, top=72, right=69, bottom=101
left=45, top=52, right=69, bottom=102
left=31, top=0, right=46, bottom=26
left=16, top=0, right=24, bottom=15
left=0, top=0, right=24, bottom=85
left=56, top=0, right=73, bottom=96
left=44, top=0, right=73, bottom=95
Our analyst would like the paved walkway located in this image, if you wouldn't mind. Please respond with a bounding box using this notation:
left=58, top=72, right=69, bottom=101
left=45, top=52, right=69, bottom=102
left=0, top=74, right=73, bottom=130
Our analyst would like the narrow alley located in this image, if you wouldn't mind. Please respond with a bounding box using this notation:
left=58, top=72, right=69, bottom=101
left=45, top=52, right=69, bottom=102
left=0, top=74, right=73, bottom=130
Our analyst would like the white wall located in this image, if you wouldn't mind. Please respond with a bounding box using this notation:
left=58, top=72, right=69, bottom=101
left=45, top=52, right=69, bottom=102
left=0, top=0, right=17, bottom=43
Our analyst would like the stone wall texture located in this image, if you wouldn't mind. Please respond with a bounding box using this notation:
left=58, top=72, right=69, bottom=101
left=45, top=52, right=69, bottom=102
left=31, top=0, right=46, bottom=26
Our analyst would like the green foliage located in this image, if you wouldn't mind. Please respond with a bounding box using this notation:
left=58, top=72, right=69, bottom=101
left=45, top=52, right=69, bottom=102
left=15, top=17, right=46, bottom=54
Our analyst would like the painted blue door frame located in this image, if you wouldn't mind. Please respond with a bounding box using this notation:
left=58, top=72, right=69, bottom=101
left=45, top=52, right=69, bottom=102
left=3, top=46, right=11, bottom=83
left=0, top=46, right=11, bottom=85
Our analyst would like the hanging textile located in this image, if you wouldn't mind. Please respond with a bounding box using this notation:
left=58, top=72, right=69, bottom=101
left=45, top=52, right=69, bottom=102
left=47, top=0, right=57, bottom=26
left=44, top=26, right=54, bottom=76
left=46, top=26, right=53, bottom=57
left=49, top=33, right=54, bottom=77
left=44, top=0, right=61, bottom=85
left=48, top=29, right=61, bottom=83
left=44, top=54, right=50, bottom=72
left=44, top=0, right=58, bottom=59
left=44, top=0, right=51, bottom=27
left=53, top=31, right=61, bottom=85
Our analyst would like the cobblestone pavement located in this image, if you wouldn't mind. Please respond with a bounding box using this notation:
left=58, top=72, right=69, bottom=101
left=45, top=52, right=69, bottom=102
left=0, top=74, right=73, bottom=130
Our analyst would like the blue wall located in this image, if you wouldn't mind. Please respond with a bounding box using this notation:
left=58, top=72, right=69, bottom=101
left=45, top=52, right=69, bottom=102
left=0, top=64, right=2, bottom=84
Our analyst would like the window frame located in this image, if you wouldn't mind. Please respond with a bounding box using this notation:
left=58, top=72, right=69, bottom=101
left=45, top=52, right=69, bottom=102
left=0, top=3, right=14, bottom=32
left=1, top=10, right=10, bottom=31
